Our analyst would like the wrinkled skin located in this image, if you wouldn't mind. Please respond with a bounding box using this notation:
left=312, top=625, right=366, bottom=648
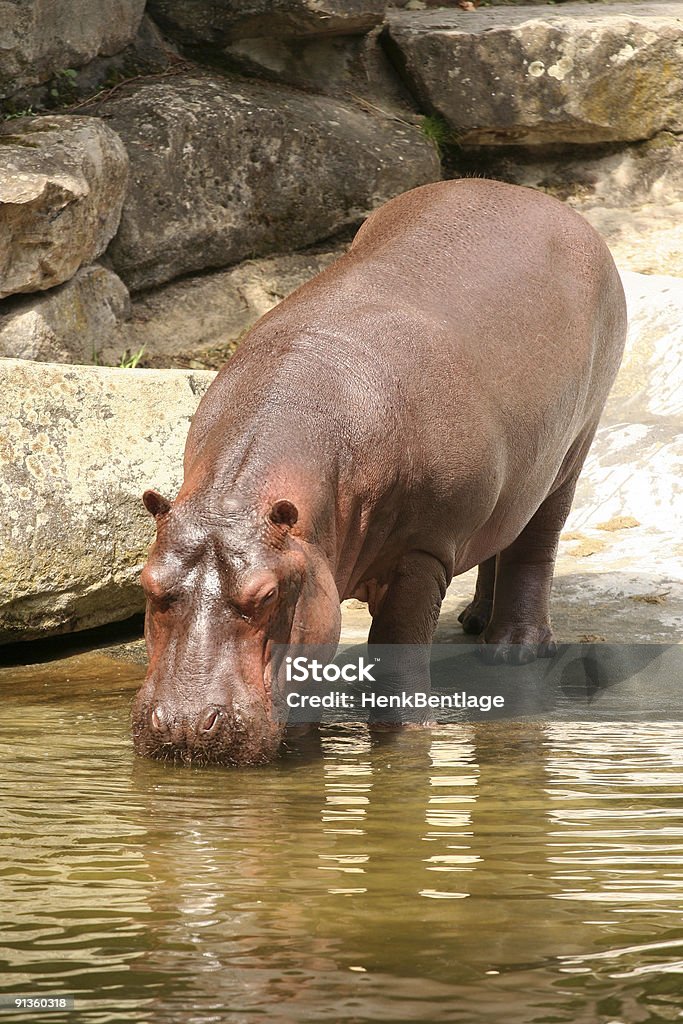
left=133, top=493, right=341, bottom=765
left=132, top=179, right=627, bottom=766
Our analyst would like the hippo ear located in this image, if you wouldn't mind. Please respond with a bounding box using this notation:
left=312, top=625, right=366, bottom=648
left=269, top=499, right=298, bottom=529
left=143, top=489, right=171, bottom=518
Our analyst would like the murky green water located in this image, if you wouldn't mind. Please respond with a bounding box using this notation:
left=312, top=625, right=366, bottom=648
left=1, top=653, right=683, bottom=1023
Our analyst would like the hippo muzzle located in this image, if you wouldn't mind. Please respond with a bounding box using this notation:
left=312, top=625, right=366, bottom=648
left=131, top=612, right=290, bottom=766
left=131, top=691, right=285, bottom=767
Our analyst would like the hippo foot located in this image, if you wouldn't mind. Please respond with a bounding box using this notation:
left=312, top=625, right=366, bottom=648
left=478, top=624, right=557, bottom=665
left=458, top=598, right=493, bottom=635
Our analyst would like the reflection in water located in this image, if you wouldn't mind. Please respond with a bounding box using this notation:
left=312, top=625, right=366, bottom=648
left=319, top=732, right=373, bottom=894
left=420, top=730, right=479, bottom=900
left=0, top=655, right=682, bottom=1022
left=546, top=722, right=683, bottom=904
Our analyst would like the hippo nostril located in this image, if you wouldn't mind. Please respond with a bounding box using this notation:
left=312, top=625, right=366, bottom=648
left=151, top=705, right=166, bottom=733
left=199, top=706, right=223, bottom=736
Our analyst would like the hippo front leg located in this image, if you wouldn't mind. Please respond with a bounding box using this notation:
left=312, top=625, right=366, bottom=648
left=369, top=551, right=449, bottom=645
left=367, top=551, right=449, bottom=725
left=480, top=477, right=578, bottom=665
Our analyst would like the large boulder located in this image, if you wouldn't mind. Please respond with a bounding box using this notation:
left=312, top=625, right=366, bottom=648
left=0, top=116, right=129, bottom=300
left=220, top=27, right=418, bottom=112
left=120, top=246, right=346, bottom=369
left=0, top=0, right=146, bottom=100
left=384, top=4, right=683, bottom=146
left=0, top=265, right=131, bottom=364
left=148, top=3, right=408, bottom=109
left=147, top=0, right=386, bottom=46
left=96, top=76, right=440, bottom=291
left=0, top=360, right=215, bottom=643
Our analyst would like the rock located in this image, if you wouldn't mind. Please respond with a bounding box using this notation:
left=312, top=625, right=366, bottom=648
left=489, top=132, right=683, bottom=209
left=0, top=116, right=129, bottom=299
left=548, top=269, right=683, bottom=642
left=96, top=76, right=440, bottom=291
left=119, top=246, right=346, bottom=369
left=572, top=136, right=683, bottom=275
left=222, top=27, right=418, bottom=112
left=584, top=205, right=683, bottom=278
left=0, top=359, right=215, bottom=643
left=147, top=0, right=386, bottom=47
left=57, top=16, right=180, bottom=102
left=1, top=15, right=180, bottom=121
left=385, top=4, right=683, bottom=146
left=0, top=265, right=131, bottom=365
left=482, top=132, right=683, bottom=275
left=605, top=270, right=683, bottom=424
left=0, top=0, right=146, bottom=100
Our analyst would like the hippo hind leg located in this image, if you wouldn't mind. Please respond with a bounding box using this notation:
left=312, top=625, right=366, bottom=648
left=479, top=473, right=581, bottom=665
left=458, top=557, right=496, bottom=635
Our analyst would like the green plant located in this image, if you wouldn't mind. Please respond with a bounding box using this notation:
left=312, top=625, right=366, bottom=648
left=420, top=114, right=453, bottom=154
left=1, top=106, right=36, bottom=123
left=119, top=345, right=146, bottom=369
left=48, top=68, right=78, bottom=103
left=54, top=68, right=78, bottom=86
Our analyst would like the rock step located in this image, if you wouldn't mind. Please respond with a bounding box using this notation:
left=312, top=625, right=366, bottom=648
left=118, top=247, right=346, bottom=369
left=0, top=265, right=130, bottom=364
left=384, top=3, right=683, bottom=145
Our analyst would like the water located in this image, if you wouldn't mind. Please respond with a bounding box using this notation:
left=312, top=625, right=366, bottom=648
left=1, top=652, right=683, bottom=1023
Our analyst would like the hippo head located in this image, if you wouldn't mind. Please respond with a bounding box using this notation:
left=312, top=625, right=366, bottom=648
left=131, top=488, right=341, bottom=766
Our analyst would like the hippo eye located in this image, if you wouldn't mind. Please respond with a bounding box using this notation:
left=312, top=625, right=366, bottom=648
left=150, top=592, right=178, bottom=613
left=235, top=578, right=279, bottom=619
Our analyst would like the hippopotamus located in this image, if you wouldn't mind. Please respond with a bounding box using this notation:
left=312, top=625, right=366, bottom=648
left=132, top=178, right=627, bottom=766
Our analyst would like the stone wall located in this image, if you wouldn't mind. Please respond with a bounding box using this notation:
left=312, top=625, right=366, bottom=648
left=1, top=1, right=681, bottom=370
left=1, top=0, right=681, bottom=641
